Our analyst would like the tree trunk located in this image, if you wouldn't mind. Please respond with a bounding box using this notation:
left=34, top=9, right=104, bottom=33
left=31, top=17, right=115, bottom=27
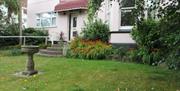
left=19, top=0, right=23, bottom=45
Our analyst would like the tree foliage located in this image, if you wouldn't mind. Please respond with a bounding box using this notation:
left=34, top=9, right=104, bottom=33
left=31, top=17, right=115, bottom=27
left=0, top=0, right=20, bottom=24
left=87, top=0, right=104, bottom=21
left=131, top=0, right=180, bottom=69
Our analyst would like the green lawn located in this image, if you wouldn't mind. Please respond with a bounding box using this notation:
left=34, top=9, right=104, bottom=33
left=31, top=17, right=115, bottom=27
left=0, top=55, right=179, bottom=91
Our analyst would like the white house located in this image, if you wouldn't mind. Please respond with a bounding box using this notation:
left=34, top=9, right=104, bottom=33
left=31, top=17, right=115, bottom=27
left=27, top=0, right=170, bottom=46
left=28, top=0, right=88, bottom=43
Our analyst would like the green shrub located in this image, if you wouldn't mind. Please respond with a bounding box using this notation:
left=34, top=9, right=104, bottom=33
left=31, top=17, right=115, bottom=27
left=131, top=19, right=162, bottom=65
left=0, top=26, right=48, bottom=47
left=0, top=24, right=20, bottom=47
left=9, top=48, right=22, bottom=56
left=82, top=19, right=110, bottom=43
left=68, top=38, right=112, bottom=59
left=23, top=28, right=48, bottom=45
left=0, top=48, right=22, bottom=56
left=113, top=47, right=127, bottom=57
left=0, top=45, right=21, bottom=50
left=131, top=1, right=180, bottom=70
left=158, top=12, right=180, bottom=70
left=131, top=17, right=180, bottom=70
left=166, top=49, right=180, bottom=70
left=109, top=47, right=128, bottom=61
left=127, top=49, right=142, bottom=63
left=38, top=44, right=51, bottom=49
left=132, top=19, right=160, bottom=49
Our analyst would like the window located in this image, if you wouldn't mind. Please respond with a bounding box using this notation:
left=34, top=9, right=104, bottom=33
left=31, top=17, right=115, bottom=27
left=73, top=17, right=77, bottom=28
left=121, top=9, right=135, bottom=26
left=120, top=0, right=136, bottom=30
left=36, top=12, right=57, bottom=27
left=121, top=0, right=135, bottom=8
left=73, top=31, right=78, bottom=37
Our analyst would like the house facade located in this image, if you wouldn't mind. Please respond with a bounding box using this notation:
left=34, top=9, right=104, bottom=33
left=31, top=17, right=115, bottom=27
left=27, top=0, right=169, bottom=45
left=28, top=0, right=88, bottom=43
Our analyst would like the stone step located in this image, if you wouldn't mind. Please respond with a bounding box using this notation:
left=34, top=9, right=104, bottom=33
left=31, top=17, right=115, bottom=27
left=47, top=47, right=63, bottom=50
left=38, top=49, right=63, bottom=55
left=36, top=53, right=62, bottom=57
left=37, top=42, right=67, bottom=57
left=51, top=44, right=63, bottom=48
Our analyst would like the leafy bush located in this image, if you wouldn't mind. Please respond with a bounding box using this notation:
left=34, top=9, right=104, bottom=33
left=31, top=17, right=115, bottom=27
left=38, top=44, right=50, bottom=49
left=132, top=19, right=160, bottom=49
left=68, top=38, right=112, bottom=59
left=0, top=48, right=22, bottom=56
left=23, top=28, right=48, bottom=45
left=82, top=19, right=110, bottom=43
left=166, top=48, right=180, bottom=70
left=108, top=47, right=129, bottom=61
left=0, top=24, right=20, bottom=47
left=131, top=18, right=180, bottom=69
left=0, top=26, right=48, bottom=47
left=126, top=49, right=142, bottom=63
left=158, top=11, right=180, bottom=70
left=9, top=48, right=22, bottom=56
left=131, top=19, right=162, bottom=65
left=114, top=47, right=128, bottom=57
left=0, top=45, right=21, bottom=50
left=131, top=0, right=180, bottom=70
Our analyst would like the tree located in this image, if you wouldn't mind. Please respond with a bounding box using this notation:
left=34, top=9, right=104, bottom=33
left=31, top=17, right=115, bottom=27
left=87, top=0, right=104, bottom=21
left=131, top=0, right=180, bottom=69
left=0, top=0, right=20, bottom=23
left=0, top=0, right=23, bottom=45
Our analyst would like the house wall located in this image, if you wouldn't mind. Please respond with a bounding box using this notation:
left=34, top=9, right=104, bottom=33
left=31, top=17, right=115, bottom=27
left=110, top=33, right=135, bottom=44
left=27, top=0, right=87, bottom=42
left=97, top=0, right=136, bottom=45
left=27, top=0, right=60, bottom=41
left=27, top=0, right=176, bottom=46
left=57, top=11, right=87, bottom=41
left=69, top=11, right=87, bottom=40
left=28, top=0, right=59, bottom=27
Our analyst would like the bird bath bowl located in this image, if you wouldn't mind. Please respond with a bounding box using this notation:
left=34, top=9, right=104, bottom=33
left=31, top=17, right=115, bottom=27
left=21, top=46, right=39, bottom=76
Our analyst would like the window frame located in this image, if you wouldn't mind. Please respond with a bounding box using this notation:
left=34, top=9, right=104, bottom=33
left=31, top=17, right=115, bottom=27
left=36, top=12, right=57, bottom=28
left=120, top=0, right=136, bottom=32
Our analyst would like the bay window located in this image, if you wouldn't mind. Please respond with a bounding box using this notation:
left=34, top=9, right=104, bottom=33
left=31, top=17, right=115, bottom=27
left=120, top=0, right=136, bottom=31
left=36, top=12, right=57, bottom=27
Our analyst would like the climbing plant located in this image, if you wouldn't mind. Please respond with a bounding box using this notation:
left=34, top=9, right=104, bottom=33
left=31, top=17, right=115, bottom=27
left=87, top=0, right=104, bottom=21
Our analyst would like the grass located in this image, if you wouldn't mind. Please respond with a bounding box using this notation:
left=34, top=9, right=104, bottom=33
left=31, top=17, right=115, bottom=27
left=0, top=55, right=180, bottom=91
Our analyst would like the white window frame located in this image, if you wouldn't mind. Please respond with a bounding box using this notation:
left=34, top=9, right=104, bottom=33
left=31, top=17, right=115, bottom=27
left=120, top=0, right=136, bottom=32
left=36, top=12, right=57, bottom=28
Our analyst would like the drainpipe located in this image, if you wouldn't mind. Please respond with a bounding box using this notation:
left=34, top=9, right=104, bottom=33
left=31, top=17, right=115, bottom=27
left=68, top=13, right=72, bottom=41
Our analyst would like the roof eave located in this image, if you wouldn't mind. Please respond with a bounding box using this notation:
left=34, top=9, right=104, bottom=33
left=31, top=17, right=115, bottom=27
left=55, top=7, right=88, bottom=12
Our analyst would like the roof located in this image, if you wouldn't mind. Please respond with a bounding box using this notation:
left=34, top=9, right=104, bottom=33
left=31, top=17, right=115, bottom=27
left=55, top=0, right=88, bottom=12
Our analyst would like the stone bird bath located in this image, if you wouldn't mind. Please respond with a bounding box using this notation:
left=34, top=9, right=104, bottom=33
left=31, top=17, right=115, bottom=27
left=21, top=46, right=39, bottom=76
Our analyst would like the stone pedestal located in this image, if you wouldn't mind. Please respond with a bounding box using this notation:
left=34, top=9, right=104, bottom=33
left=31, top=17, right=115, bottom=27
left=21, top=46, right=39, bottom=76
